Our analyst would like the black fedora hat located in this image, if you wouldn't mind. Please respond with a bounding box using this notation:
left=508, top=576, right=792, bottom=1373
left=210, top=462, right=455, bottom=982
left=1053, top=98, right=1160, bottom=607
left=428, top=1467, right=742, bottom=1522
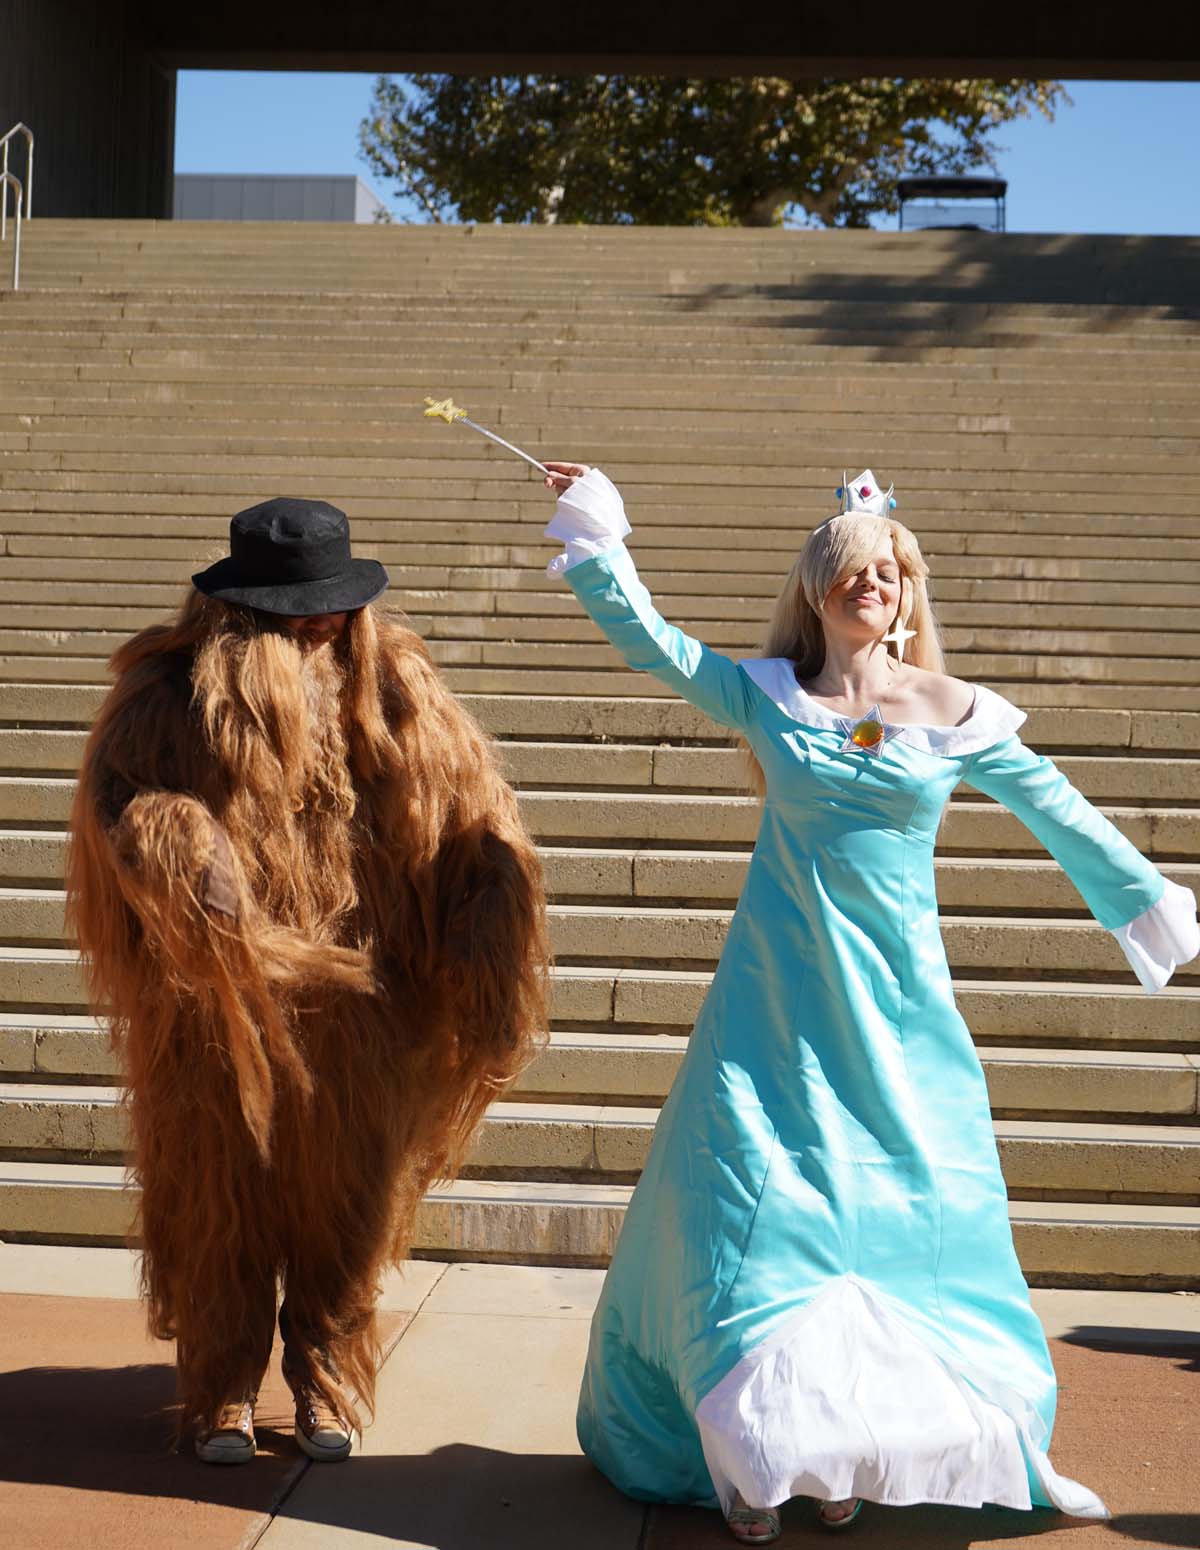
left=192, top=498, right=389, bottom=616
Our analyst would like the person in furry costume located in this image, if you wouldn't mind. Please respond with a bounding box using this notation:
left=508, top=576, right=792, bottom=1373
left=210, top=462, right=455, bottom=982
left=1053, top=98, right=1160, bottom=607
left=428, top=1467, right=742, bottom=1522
left=65, top=498, right=549, bottom=1461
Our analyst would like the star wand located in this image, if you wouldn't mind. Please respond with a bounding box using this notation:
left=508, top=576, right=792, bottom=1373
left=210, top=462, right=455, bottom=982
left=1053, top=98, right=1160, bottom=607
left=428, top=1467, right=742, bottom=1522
left=423, top=396, right=552, bottom=476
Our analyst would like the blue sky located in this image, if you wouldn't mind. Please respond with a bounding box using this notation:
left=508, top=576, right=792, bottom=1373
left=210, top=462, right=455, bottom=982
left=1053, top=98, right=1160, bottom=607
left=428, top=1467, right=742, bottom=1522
left=175, top=73, right=1200, bottom=235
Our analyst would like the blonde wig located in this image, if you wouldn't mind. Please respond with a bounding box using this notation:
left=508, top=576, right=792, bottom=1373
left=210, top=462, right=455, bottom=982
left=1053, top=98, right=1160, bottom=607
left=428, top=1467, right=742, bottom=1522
left=744, top=512, right=944, bottom=792
left=66, top=593, right=549, bottom=1436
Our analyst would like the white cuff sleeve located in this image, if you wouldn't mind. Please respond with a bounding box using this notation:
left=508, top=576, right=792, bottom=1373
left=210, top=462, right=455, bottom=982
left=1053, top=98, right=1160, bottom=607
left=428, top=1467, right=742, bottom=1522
left=1110, top=877, right=1200, bottom=993
left=543, top=467, right=631, bottom=577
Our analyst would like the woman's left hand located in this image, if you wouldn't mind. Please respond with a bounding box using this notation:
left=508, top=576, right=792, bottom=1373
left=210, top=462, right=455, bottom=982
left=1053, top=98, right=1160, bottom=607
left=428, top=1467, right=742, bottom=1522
left=542, top=460, right=590, bottom=496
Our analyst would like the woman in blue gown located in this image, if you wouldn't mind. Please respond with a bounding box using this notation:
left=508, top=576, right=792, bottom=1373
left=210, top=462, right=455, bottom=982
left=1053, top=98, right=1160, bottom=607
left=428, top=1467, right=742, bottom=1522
left=538, top=462, right=1199, bottom=1542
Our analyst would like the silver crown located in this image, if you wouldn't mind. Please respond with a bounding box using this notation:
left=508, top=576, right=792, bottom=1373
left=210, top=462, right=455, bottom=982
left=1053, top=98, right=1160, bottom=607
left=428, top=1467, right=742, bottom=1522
left=834, top=469, right=896, bottom=517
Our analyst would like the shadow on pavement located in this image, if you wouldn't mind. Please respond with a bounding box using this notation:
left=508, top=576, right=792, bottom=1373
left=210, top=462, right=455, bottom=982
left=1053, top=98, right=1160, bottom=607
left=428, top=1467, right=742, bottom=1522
left=0, top=1359, right=306, bottom=1513
left=0, top=1362, right=636, bottom=1548
left=270, top=1444, right=641, bottom=1547
left=1105, top=1515, right=1200, bottom=1547
left=1057, top=1330, right=1200, bottom=1373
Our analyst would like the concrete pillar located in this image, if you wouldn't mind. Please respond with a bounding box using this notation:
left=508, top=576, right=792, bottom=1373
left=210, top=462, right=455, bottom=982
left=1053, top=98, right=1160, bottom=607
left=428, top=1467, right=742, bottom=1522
left=1, top=0, right=175, bottom=218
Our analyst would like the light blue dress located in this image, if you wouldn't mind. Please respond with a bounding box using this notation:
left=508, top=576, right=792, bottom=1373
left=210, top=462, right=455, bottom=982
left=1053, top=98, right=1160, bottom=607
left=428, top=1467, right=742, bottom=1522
left=559, top=539, right=1191, bottom=1521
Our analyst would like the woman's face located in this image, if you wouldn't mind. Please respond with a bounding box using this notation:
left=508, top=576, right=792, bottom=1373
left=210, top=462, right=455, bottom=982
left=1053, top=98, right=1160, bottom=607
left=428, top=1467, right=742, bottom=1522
left=277, top=612, right=349, bottom=653
left=821, top=540, right=902, bottom=645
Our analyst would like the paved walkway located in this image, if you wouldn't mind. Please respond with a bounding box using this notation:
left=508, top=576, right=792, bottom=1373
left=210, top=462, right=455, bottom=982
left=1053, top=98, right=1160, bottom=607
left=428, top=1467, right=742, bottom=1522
left=1, top=1246, right=1196, bottom=1549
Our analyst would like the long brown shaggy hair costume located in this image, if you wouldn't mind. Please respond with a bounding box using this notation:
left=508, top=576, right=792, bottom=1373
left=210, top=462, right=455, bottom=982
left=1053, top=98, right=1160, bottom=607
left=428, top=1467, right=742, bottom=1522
left=66, top=594, right=549, bottom=1435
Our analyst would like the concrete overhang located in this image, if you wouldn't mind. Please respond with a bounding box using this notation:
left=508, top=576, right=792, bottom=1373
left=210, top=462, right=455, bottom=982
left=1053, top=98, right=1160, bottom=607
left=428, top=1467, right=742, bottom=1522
left=135, top=1, right=1200, bottom=81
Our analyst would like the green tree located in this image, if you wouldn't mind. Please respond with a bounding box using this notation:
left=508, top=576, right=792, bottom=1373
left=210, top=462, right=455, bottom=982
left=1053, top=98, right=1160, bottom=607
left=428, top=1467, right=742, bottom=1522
left=359, top=76, right=1065, bottom=227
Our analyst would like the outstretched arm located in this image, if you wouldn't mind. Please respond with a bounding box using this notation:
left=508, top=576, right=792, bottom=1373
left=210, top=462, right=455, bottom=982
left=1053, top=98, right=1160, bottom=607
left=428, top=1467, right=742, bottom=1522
left=963, top=733, right=1199, bottom=992
left=540, top=463, right=763, bottom=733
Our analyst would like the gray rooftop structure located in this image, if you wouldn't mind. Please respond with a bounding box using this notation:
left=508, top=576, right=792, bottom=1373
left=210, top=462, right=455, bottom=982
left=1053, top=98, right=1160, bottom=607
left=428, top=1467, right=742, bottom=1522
left=174, top=174, right=388, bottom=223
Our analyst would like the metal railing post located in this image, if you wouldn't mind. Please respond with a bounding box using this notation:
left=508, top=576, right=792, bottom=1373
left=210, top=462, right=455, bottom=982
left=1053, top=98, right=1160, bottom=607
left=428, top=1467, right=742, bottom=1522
left=0, top=124, right=34, bottom=241
left=0, top=172, right=23, bottom=290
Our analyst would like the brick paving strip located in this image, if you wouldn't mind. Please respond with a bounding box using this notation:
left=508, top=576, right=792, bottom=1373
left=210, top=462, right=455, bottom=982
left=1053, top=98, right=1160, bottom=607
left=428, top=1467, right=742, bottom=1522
left=0, top=1256, right=1195, bottom=1550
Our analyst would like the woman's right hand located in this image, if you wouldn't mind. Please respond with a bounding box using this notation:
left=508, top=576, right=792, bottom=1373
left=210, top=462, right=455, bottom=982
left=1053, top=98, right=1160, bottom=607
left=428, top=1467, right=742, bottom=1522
left=542, top=461, right=590, bottom=497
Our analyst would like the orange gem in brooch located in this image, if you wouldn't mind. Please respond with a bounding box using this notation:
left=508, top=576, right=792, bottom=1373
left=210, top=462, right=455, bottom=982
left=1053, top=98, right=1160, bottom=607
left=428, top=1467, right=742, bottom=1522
left=837, top=705, right=900, bottom=759
left=851, top=717, right=885, bottom=749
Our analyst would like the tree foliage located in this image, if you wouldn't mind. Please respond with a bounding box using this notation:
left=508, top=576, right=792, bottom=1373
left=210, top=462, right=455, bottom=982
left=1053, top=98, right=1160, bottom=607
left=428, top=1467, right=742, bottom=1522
left=359, top=75, right=1065, bottom=228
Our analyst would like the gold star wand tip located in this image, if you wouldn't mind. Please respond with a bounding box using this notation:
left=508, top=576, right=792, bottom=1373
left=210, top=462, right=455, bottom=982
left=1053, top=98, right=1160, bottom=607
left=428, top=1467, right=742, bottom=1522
left=421, top=393, right=552, bottom=476
left=423, top=396, right=467, bottom=424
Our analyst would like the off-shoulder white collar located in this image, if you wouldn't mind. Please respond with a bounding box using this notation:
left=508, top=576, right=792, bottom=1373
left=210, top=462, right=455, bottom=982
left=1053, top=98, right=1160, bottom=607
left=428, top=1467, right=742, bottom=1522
left=737, top=658, right=1026, bottom=758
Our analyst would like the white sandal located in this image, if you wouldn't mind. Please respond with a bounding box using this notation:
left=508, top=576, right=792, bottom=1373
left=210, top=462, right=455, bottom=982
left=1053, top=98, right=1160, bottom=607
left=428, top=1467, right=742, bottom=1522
left=818, top=1498, right=863, bottom=1530
left=726, top=1497, right=782, bottom=1544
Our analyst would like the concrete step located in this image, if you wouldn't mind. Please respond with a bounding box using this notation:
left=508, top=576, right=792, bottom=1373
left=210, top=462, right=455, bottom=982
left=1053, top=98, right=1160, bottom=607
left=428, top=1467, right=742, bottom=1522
left=444, top=674, right=1200, bottom=712
left=6, top=294, right=1195, bottom=339
left=8, top=523, right=1200, bottom=569
left=3, top=520, right=1196, bottom=584
left=7, top=622, right=1190, bottom=671
left=14, top=357, right=1200, bottom=396
left=0, top=529, right=1196, bottom=577
left=0, top=600, right=1197, bottom=667
left=4, top=949, right=1199, bottom=1054
left=7, top=319, right=1199, bottom=372
left=3, top=604, right=1199, bottom=661
left=2, top=1086, right=1197, bottom=1202
left=7, top=375, right=1200, bottom=427
left=2, top=1020, right=1196, bottom=1117
left=2, top=730, right=1196, bottom=803
left=9, top=404, right=1200, bottom=450
left=0, top=1159, right=1196, bottom=1284
left=6, top=455, right=1200, bottom=504
left=1, top=567, right=1193, bottom=614
left=6, top=290, right=1197, bottom=331
left=2, top=779, right=1196, bottom=856
left=555, top=971, right=1200, bottom=1049
left=5, top=502, right=1200, bottom=551
left=0, top=658, right=1197, bottom=707
left=4, top=295, right=1197, bottom=332
left=0, top=550, right=1192, bottom=608
left=0, top=640, right=1194, bottom=696
left=9, top=333, right=1200, bottom=370
left=5, top=435, right=1200, bottom=495
left=8, top=375, right=1200, bottom=421
left=5, top=899, right=1195, bottom=982
left=3, top=828, right=1197, bottom=913
left=3, top=684, right=1195, bottom=755
left=0, top=608, right=1194, bottom=662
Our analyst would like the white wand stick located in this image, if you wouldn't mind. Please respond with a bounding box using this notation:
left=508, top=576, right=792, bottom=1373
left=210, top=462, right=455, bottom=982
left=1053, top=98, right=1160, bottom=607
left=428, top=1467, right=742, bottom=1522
left=423, top=396, right=551, bottom=476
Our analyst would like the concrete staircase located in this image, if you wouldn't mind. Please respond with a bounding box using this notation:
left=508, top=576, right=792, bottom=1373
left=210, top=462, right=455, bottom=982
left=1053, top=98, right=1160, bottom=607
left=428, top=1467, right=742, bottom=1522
left=1, top=220, right=1197, bottom=1287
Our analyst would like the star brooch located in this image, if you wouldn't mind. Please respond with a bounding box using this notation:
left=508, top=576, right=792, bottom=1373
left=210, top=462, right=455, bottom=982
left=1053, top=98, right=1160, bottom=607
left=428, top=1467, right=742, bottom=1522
left=837, top=705, right=905, bottom=759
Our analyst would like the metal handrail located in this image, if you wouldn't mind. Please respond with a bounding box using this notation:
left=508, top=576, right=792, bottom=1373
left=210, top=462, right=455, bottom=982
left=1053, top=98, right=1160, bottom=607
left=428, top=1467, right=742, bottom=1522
left=0, top=172, right=22, bottom=289
left=0, top=123, right=33, bottom=241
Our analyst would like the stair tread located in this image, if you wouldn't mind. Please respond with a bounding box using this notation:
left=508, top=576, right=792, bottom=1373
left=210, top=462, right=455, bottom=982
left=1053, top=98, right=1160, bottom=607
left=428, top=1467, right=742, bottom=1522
left=2, top=1158, right=1198, bottom=1227
left=1, top=1084, right=1195, bottom=1145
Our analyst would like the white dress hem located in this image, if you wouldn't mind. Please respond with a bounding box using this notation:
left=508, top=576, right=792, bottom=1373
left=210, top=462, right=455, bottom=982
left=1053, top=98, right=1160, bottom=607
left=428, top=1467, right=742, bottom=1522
left=694, top=1275, right=1108, bottom=1522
